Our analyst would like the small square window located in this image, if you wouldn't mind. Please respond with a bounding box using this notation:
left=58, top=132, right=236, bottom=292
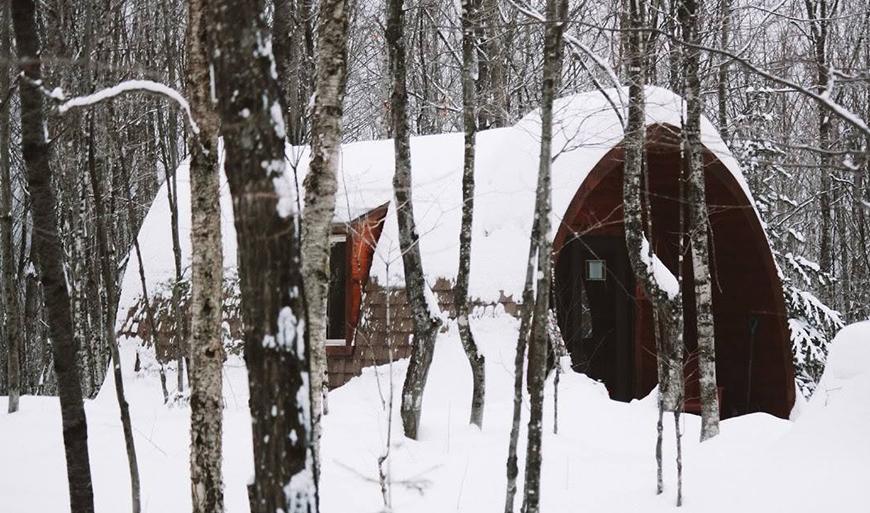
left=586, top=260, right=606, bottom=281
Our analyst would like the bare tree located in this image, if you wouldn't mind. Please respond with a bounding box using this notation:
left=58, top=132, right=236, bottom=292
left=10, top=0, right=95, bottom=511
left=679, top=0, right=720, bottom=441
left=1, top=0, right=21, bottom=415
left=186, top=0, right=225, bottom=510
left=622, top=0, right=685, bottom=501
left=456, top=0, right=486, bottom=429
left=520, top=0, right=568, bottom=511
left=301, top=0, right=352, bottom=483
left=205, top=0, right=317, bottom=511
left=386, top=0, right=444, bottom=441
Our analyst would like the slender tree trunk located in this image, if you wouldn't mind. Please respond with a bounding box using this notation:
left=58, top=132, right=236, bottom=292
left=186, top=0, right=225, bottom=511
left=86, top=117, right=142, bottom=513
left=387, top=0, right=443, bottom=441
left=680, top=0, right=720, bottom=441
left=165, top=161, right=186, bottom=395
left=623, top=0, right=686, bottom=498
left=808, top=0, right=834, bottom=300
left=115, top=139, right=171, bottom=403
left=520, top=2, right=567, bottom=511
left=206, top=1, right=317, bottom=511
left=456, top=0, right=486, bottom=429
left=301, top=0, right=351, bottom=483
left=1, top=0, right=21, bottom=414
left=717, top=0, right=731, bottom=143
left=503, top=214, right=539, bottom=513
left=10, top=1, right=95, bottom=511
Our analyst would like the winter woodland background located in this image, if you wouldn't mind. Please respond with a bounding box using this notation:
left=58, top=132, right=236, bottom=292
left=0, top=0, right=868, bottom=512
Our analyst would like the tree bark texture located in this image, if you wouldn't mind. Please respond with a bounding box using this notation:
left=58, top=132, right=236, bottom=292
left=1, top=0, right=21, bottom=414
left=457, top=0, right=486, bottom=429
left=301, top=0, right=351, bottom=484
left=387, top=0, right=444, bottom=441
left=680, top=0, right=721, bottom=441
left=520, top=0, right=567, bottom=511
left=206, top=2, right=317, bottom=512
left=10, top=1, right=96, bottom=511
left=187, top=0, right=225, bottom=511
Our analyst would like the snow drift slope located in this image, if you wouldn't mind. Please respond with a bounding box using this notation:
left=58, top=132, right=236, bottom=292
left=2, top=319, right=868, bottom=512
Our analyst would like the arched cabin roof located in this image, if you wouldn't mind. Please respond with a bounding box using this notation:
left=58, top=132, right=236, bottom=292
left=117, top=86, right=762, bottom=323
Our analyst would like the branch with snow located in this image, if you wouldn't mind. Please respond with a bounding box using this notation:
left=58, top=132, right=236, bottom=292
left=31, top=78, right=201, bottom=136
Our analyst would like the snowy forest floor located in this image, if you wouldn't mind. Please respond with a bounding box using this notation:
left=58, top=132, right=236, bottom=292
left=1, top=316, right=868, bottom=513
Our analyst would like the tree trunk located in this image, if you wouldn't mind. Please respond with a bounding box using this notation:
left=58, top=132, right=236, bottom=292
left=503, top=209, right=539, bottom=513
left=622, top=0, right=684, bottom=412
left=86, top=116, right=142, bottom=513
left=716, top=0, right=731, bottom=143
left=1, top=0, right=21, bottom=414
left=10, top=1, right=95, bottom=511
left=301, top=0, right=351, bottom=483
left=680, top=0, right=720, bottom=441
left=206, top=1, right=317, bottom=511
left=186, top=0, right=225, bottom=511
left=520, top=1, right=567, bottom=511
left=456, top=0, right=486, bottom=429
left=165, top=159, right=186, bottom=396
left=387, top=0, right=443, bottom=441
left=111, top=132, right=172, bottom=404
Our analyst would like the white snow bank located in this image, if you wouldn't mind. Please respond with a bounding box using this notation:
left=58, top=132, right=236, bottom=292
left=817, top=321, right=870, bottom=383
left=641, top=235, right=680, bottom=299
left=3, top=318, right=868, bottom=513
left=118, top=86, right=753, bottom=323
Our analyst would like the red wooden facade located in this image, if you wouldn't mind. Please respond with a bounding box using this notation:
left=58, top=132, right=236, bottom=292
left=553, top=124, right=795, bottom=419
left=328, top=202, right=390, bottom=356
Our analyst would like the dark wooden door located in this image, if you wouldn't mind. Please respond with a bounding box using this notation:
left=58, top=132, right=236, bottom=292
left=556, top=236, right=635, bottom=401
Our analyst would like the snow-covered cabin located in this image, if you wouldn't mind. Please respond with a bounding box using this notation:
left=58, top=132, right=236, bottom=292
left=118, top=86, right=795, bottom=419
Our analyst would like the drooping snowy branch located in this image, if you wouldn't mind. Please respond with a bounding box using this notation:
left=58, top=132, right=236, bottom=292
left=45, top=79, right=200, bottom=135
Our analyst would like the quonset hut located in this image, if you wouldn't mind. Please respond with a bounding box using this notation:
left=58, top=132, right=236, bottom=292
left=118, top=86, right=795, bottom=419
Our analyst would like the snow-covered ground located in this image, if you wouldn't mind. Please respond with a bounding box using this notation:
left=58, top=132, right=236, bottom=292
left=1, top=317, right=868, bottom=512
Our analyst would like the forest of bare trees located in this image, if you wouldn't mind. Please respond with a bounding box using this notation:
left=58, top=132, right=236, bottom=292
left=1, top=0, right=868, bottom=511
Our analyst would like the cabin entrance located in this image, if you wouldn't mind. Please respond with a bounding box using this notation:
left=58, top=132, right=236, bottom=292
left=555, top=236, right=635, bottom=401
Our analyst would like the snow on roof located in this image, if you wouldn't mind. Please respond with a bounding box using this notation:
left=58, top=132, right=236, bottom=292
left=117, top=86, right=751, bottom=322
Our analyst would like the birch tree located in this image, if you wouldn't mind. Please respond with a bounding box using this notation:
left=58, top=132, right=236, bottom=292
left=301, top=0, right=352, bottom=482
left=205, top=1, right=317, bottom=511
left=10, top=0, right=95, bottom=511
left=520, top=0, right=568, bottom=511
left=186, top=0, right=225, bottom=510
left=386, top=0, right=444, bottom=441
left=679, top=0, right=720, bottom=441
left=622, top=0, right=685, bottom=501
left=456, top=0, right=486, bottom=429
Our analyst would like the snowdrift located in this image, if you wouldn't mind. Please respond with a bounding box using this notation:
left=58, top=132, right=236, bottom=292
left=2, top=319, right=868, bottom=512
